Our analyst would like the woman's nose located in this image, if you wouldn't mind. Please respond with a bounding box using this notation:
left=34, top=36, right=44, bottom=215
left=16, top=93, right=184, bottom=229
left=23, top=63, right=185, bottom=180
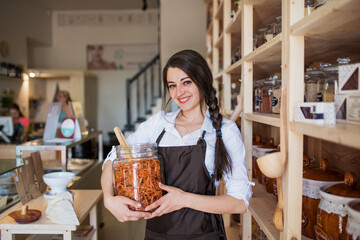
left=176, top=85, right=184, bottom=96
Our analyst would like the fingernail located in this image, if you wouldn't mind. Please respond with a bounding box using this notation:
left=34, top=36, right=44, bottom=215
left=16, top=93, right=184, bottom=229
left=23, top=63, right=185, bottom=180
left=137, top=203, right=141, bottom=207
left=159, top=182, right=162, bottom=185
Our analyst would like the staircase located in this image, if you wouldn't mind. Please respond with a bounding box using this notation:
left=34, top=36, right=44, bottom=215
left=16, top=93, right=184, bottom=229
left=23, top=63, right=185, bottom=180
left=123, top=54, right=162, bottom=137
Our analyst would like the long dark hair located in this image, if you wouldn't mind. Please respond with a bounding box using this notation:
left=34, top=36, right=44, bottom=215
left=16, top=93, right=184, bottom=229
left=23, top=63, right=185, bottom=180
left=10, top=103, right=24, bottom=117
left=162, top=49, right=232, bottom=180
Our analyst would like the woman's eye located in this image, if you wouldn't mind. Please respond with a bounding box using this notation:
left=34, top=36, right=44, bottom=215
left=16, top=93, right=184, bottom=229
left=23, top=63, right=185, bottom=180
left=168, top=84, right=176, bottom=89
left=183, top=80, right=192, bottom=85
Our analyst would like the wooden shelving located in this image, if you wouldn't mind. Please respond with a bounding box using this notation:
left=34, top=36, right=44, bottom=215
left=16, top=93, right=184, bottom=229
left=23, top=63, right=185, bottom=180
left=215, top=32, right=224, bottom=48
left=245, top=33, right=282, bottom=63
left=214, top=72, right=223, bottom=80
left=226, top=59, right=243, bottom=74
left=226, top=6, right=242, bottom=33
left=215, top=1, right=224, bottom=19
left=290, top=121, right=360, bottom=150
left=245, top=113, right=280, bottom=128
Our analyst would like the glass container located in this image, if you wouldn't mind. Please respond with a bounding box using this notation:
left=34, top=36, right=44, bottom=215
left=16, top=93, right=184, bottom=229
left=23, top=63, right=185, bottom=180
left=264, top=23, right=275, bottom=43
left=305, top=0, right=315, bottom=17
left=254, top=79, right=264, bottom=112
left=113, top=143, right=164, bottom=211
left=304, top=67, right=325, bottom=102
left=254, top=28, right=267, bottom=49
left=272, top=78, right=282, bottom=114
left=274, top=16, right=282, bottom=36
left=260, top=77, right=275, bottom=113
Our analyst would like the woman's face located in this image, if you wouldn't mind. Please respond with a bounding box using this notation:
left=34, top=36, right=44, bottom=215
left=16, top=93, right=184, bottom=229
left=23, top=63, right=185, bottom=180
left=10, top=108, right=20, bottom=120
left=166, top=67, right=201, bottom=113
left=56, top=92, right=67, bottom=104
left=89, top=45, right=104, bottom=61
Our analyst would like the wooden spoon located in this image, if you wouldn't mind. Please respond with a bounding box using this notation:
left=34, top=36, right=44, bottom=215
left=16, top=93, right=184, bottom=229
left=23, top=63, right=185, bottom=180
left=273, top=176, right=284, bottom=232
left=113, top=126, right=129, bottom=147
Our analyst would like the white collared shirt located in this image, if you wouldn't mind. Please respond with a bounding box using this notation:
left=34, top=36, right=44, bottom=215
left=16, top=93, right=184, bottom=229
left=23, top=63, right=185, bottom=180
left=104, top=109, right=253, bottom=207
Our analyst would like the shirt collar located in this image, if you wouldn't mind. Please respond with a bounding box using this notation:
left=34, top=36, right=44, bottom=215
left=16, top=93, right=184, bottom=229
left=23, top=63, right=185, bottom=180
left=163, top=108, right=214, bottom=134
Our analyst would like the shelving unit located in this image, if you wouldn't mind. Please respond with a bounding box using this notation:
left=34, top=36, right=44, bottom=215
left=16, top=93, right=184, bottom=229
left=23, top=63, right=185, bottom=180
left=206, top=0, right=360, bottom=239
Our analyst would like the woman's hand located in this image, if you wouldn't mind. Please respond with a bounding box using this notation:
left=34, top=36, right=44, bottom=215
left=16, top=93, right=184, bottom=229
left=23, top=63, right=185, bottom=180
left=104, top=195, right=151, bottom=222
left=145, top=183, right=187, bottom=219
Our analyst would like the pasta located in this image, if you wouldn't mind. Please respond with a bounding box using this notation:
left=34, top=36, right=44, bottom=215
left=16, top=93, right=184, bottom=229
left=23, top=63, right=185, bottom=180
left=113, top=158, right=163, bottom=211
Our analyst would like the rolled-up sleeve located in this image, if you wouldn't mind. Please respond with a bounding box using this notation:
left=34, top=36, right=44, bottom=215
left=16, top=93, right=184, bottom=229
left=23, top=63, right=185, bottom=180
left=222, top=122, right=253, bottom=208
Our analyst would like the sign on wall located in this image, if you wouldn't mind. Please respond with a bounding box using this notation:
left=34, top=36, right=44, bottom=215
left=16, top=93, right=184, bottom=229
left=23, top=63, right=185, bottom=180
left=86, top=44, right=158, bottom=70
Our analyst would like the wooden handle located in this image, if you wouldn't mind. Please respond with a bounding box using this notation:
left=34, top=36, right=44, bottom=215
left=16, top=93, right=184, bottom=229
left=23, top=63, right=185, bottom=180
left=113, top=126, right=129, bottom=146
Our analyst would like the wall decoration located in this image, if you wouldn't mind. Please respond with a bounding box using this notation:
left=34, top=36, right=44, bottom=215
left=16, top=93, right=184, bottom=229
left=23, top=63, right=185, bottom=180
left=86, top=44, right=157, bottom=70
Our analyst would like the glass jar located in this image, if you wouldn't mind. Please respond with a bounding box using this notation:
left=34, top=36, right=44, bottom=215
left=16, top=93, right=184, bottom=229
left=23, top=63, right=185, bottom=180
left=305, top=0, right=315, bottom=17
left=264, top=23, right=275, bottom=43
left=255, top=28, right=267, bottom=49
left=272, top=78, right=282, bottom=114
left=273, top=16, right=282, bottom=36
left=113, top=143, right=164, bottom=211
left=260, top=77, right=275, bottom=113
left=304, top=67, right=325, bottom=102
left=315, top=0, right=328, bottom=9
left=254, top=79, right=263, bottom=112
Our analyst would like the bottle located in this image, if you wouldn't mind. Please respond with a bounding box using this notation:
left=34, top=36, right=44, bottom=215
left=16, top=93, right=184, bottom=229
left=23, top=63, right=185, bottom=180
left=272, top=77, right=282, bottom=113
left=113, top=143, right=164, bottom=211
left=304, top=67, right=325, bottom=102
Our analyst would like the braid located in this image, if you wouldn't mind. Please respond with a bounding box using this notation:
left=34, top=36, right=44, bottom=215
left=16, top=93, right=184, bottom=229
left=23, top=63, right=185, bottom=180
left=207, top=88, right=232, bottom=181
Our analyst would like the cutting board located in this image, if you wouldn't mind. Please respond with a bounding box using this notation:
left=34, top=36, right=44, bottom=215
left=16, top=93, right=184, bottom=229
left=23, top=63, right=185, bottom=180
left=8, top=208, right=41, bottom=224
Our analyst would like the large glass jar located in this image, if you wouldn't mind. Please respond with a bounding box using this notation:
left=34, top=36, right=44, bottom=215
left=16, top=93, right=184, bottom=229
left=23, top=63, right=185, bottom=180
left=113, top=143, right=164, bottom=211
left=254, top=79, right=263, bottom=112
left=273, top=16, right=282, bottom=36
left=305, top=0, right=315, bottom=17
left=272, top=78, right=282, bottom=114
left=320, top=63, right=337, bottom=102
left=260, top=77, right=275, bottom=113
left=254, top=28, right=267, bottom=49
left=304, top=67, right=325, bottom=102
left=264, top=23, right=275, bottom=43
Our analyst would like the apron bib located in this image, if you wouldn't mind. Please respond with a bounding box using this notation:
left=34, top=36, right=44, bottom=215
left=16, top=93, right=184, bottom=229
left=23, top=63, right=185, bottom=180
left=145, top=129, right=226, bottom=240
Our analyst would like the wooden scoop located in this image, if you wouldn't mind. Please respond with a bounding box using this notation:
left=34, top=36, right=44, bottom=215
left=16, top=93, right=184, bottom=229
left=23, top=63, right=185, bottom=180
left=8, top=205, right=41, bottom=224
left=113, top=126, right=132, bottom=158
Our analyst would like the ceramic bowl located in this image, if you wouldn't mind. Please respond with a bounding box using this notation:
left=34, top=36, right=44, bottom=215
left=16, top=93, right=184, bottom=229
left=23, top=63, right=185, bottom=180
left=43, top=172, right=75, bottom=195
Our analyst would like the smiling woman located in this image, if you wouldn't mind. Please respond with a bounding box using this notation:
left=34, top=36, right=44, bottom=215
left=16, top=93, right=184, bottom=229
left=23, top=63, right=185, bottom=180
left=101, top=50, right=252, bottom=240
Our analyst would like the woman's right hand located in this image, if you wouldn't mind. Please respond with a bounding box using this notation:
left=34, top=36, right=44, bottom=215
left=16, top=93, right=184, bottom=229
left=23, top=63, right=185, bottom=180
left=104, top=195, right=151, bottom=222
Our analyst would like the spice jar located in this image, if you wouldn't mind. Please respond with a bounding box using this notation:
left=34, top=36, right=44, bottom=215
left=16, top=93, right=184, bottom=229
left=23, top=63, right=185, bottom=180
left=304, top=67, right=325, bottom=102
left=346, top=200, right=360, bottom=240
left=255, top=28, right=267, bottom=49
left=315, top=172, right=360, bottom=240
left=272, top=77, right=282, bottom=114
left=264, top=23, right=275, bottom=43
left=113, top=143, right=164, bottom=211
left=302, top=158, right=343, bottom=239
left=305, top=0, right=315, bottom=17
left=260, top=77, right=275, bottom=113
left=273, top=16, right=282, bottom=36
left=254, top=79, right=264, bottom=112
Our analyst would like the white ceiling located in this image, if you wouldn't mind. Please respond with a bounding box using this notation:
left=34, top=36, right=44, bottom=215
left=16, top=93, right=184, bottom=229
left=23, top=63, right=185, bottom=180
left=38, top=0, right=159, bottom=11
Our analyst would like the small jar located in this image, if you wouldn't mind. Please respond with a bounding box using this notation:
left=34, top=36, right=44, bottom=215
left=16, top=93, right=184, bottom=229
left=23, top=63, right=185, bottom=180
left=264, top=23, right=275, bottom=43
left=113, top=143, right=164, bottom=211
left=305, top=0, right=315, bottom=17
left=304, top=67, right=325, bottom=102
left=320, top=63, right=337, bottom=102
left=272, top=77, right=282, bottom=114
left=273, top=16, right=282, bottom=36
left=260, top=77, right=275, bottom=113
left=254, top=79, right=264, bottom=112
left=255, top=28, right=267, bottom=49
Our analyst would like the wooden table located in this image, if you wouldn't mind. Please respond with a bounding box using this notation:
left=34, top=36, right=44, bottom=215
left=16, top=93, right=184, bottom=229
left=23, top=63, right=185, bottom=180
left=0, top=190, right=102, bottom=240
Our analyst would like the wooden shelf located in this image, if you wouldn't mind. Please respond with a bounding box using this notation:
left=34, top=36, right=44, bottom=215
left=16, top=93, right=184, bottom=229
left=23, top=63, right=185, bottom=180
left=226, top=59, right=243, bottom=74
left=290, top=121, right=360, bottom=150
left=249, top=178, right=280, bottom=240
left=291, top=0, right=360, bottom=65
left=207, top=21, right=213, bottom=35
left=215, top=1, right=224, bottom=19
left=214, top=72, right=223, bottom=80
left=245, top=33, right=282, bottom=63
left=0, top=75, right=22, bottom=81
left=245, top=113, right=280, bottom=127
left=226, top=7, right=242, bottom=33
left=245, top=0, right=282, bottom=31
left=215, top=32, right=224, bottom=48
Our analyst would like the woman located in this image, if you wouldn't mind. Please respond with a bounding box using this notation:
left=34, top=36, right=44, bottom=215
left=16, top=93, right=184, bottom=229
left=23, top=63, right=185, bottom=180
left=9, top=103, right=29, bottom=143
left=101, top=50, right=252, bottom=240
left=56, top=90, right=73, bottom=123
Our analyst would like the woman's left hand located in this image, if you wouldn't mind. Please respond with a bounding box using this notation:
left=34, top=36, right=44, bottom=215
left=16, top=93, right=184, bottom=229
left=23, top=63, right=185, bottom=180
left=144, top=182, right=187, bottom=219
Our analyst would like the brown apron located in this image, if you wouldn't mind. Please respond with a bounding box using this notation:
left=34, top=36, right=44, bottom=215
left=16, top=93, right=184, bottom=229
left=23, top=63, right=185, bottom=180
left=145, top=129, right=227, bottom=240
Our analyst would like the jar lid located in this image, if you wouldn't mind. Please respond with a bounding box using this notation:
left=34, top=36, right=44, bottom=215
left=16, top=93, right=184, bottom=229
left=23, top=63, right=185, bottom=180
left=303, top=158, right=343, bottom=181
left=324, top=172, right=360, bottom=198
left=303, top=156, right=314, bottom=174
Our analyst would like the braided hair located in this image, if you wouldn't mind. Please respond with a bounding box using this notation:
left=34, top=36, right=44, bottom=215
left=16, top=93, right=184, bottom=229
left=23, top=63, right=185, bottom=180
left=162, top=49, right=232, bottom=180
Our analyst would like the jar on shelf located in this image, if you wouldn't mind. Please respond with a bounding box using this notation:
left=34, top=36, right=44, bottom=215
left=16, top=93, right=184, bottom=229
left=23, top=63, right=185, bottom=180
left=273, top=16, right=282, bottom=36
left=260, top=77, right=275, bottom=113
left=264, top=23, right=275, bottom=43
left=254, top=28, right=267, bottom=49
left=113, top=143, right=164, bottom=211
left=346, top=200, right=360, bottom=240
left=304, top=67, right=325, bottom=102
left=272, top=77, right=282, bottom=114
left=315, top=0, right=328, bottom=9
left=305, top=0, right=315, bottom=17
left=253, top=79, right=264, bottom=112
left=231, top=46, right=241, bottom=64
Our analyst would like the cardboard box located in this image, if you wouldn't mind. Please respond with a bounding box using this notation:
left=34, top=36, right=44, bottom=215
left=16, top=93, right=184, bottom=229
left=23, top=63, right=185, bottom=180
left=339, top=63, right=360, bottom=95
left=295, top=102, right=335, bottom=125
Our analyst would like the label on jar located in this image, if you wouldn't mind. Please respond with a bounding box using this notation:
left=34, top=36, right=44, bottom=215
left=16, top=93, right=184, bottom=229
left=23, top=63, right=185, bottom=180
left=347, top=95, right=360, bottom=125
left=305, top=83, right=318, bottom=102
left=317, top=92, right=323, bottom=102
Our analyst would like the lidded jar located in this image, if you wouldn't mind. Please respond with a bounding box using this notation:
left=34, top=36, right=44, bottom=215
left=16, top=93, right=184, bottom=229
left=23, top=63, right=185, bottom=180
left=260, top=77, right=275, bottom=113
left=272, top=76, right=282, bottom=114
left=113, top=143, right=164, bottom=211
left=315, top=172, right=360, bottom=240
left=255, top=28, right=267, bottom=49
left=254, top=79, right=264, bottom=112
left=305, top=0, right=315, bottom=17
left=302, top=158, right=344, bottom=239
left=273, top=16, right=282, bottom=36
left=304, top=67, right=325, bottom=102
left=346, top=200, right=360, bottom=240
left=264, top=23, right=275, bottom=43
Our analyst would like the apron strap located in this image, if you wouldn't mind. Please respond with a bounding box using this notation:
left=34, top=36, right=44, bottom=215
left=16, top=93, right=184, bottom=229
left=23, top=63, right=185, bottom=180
left=156, top=128, right=166, bottom=145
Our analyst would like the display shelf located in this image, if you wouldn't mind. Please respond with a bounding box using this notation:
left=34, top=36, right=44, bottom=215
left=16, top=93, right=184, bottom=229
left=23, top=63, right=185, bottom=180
left=245, top=33, right=282, bottom=63
left=249, top=178, right=279, bottom=240
left=0, top=159, right=22, bottom=175
left=215, top=0, right=224, bottom=19
left=290, top=121, right=360, bottom=150
left=215, top=32, right=224, bottom=48
left=207, top=48, right=213, bottom=59
left=226, top=59, right=243, bottom=74
left=291, top=0, right=360, bottom=65
left=226, top=6, right=242, bottom=33
left=245, top=113, right=280, bottom=128
left=245, top=0, right=281, bottom=31
left=214, top=72, right=223, bottom=80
